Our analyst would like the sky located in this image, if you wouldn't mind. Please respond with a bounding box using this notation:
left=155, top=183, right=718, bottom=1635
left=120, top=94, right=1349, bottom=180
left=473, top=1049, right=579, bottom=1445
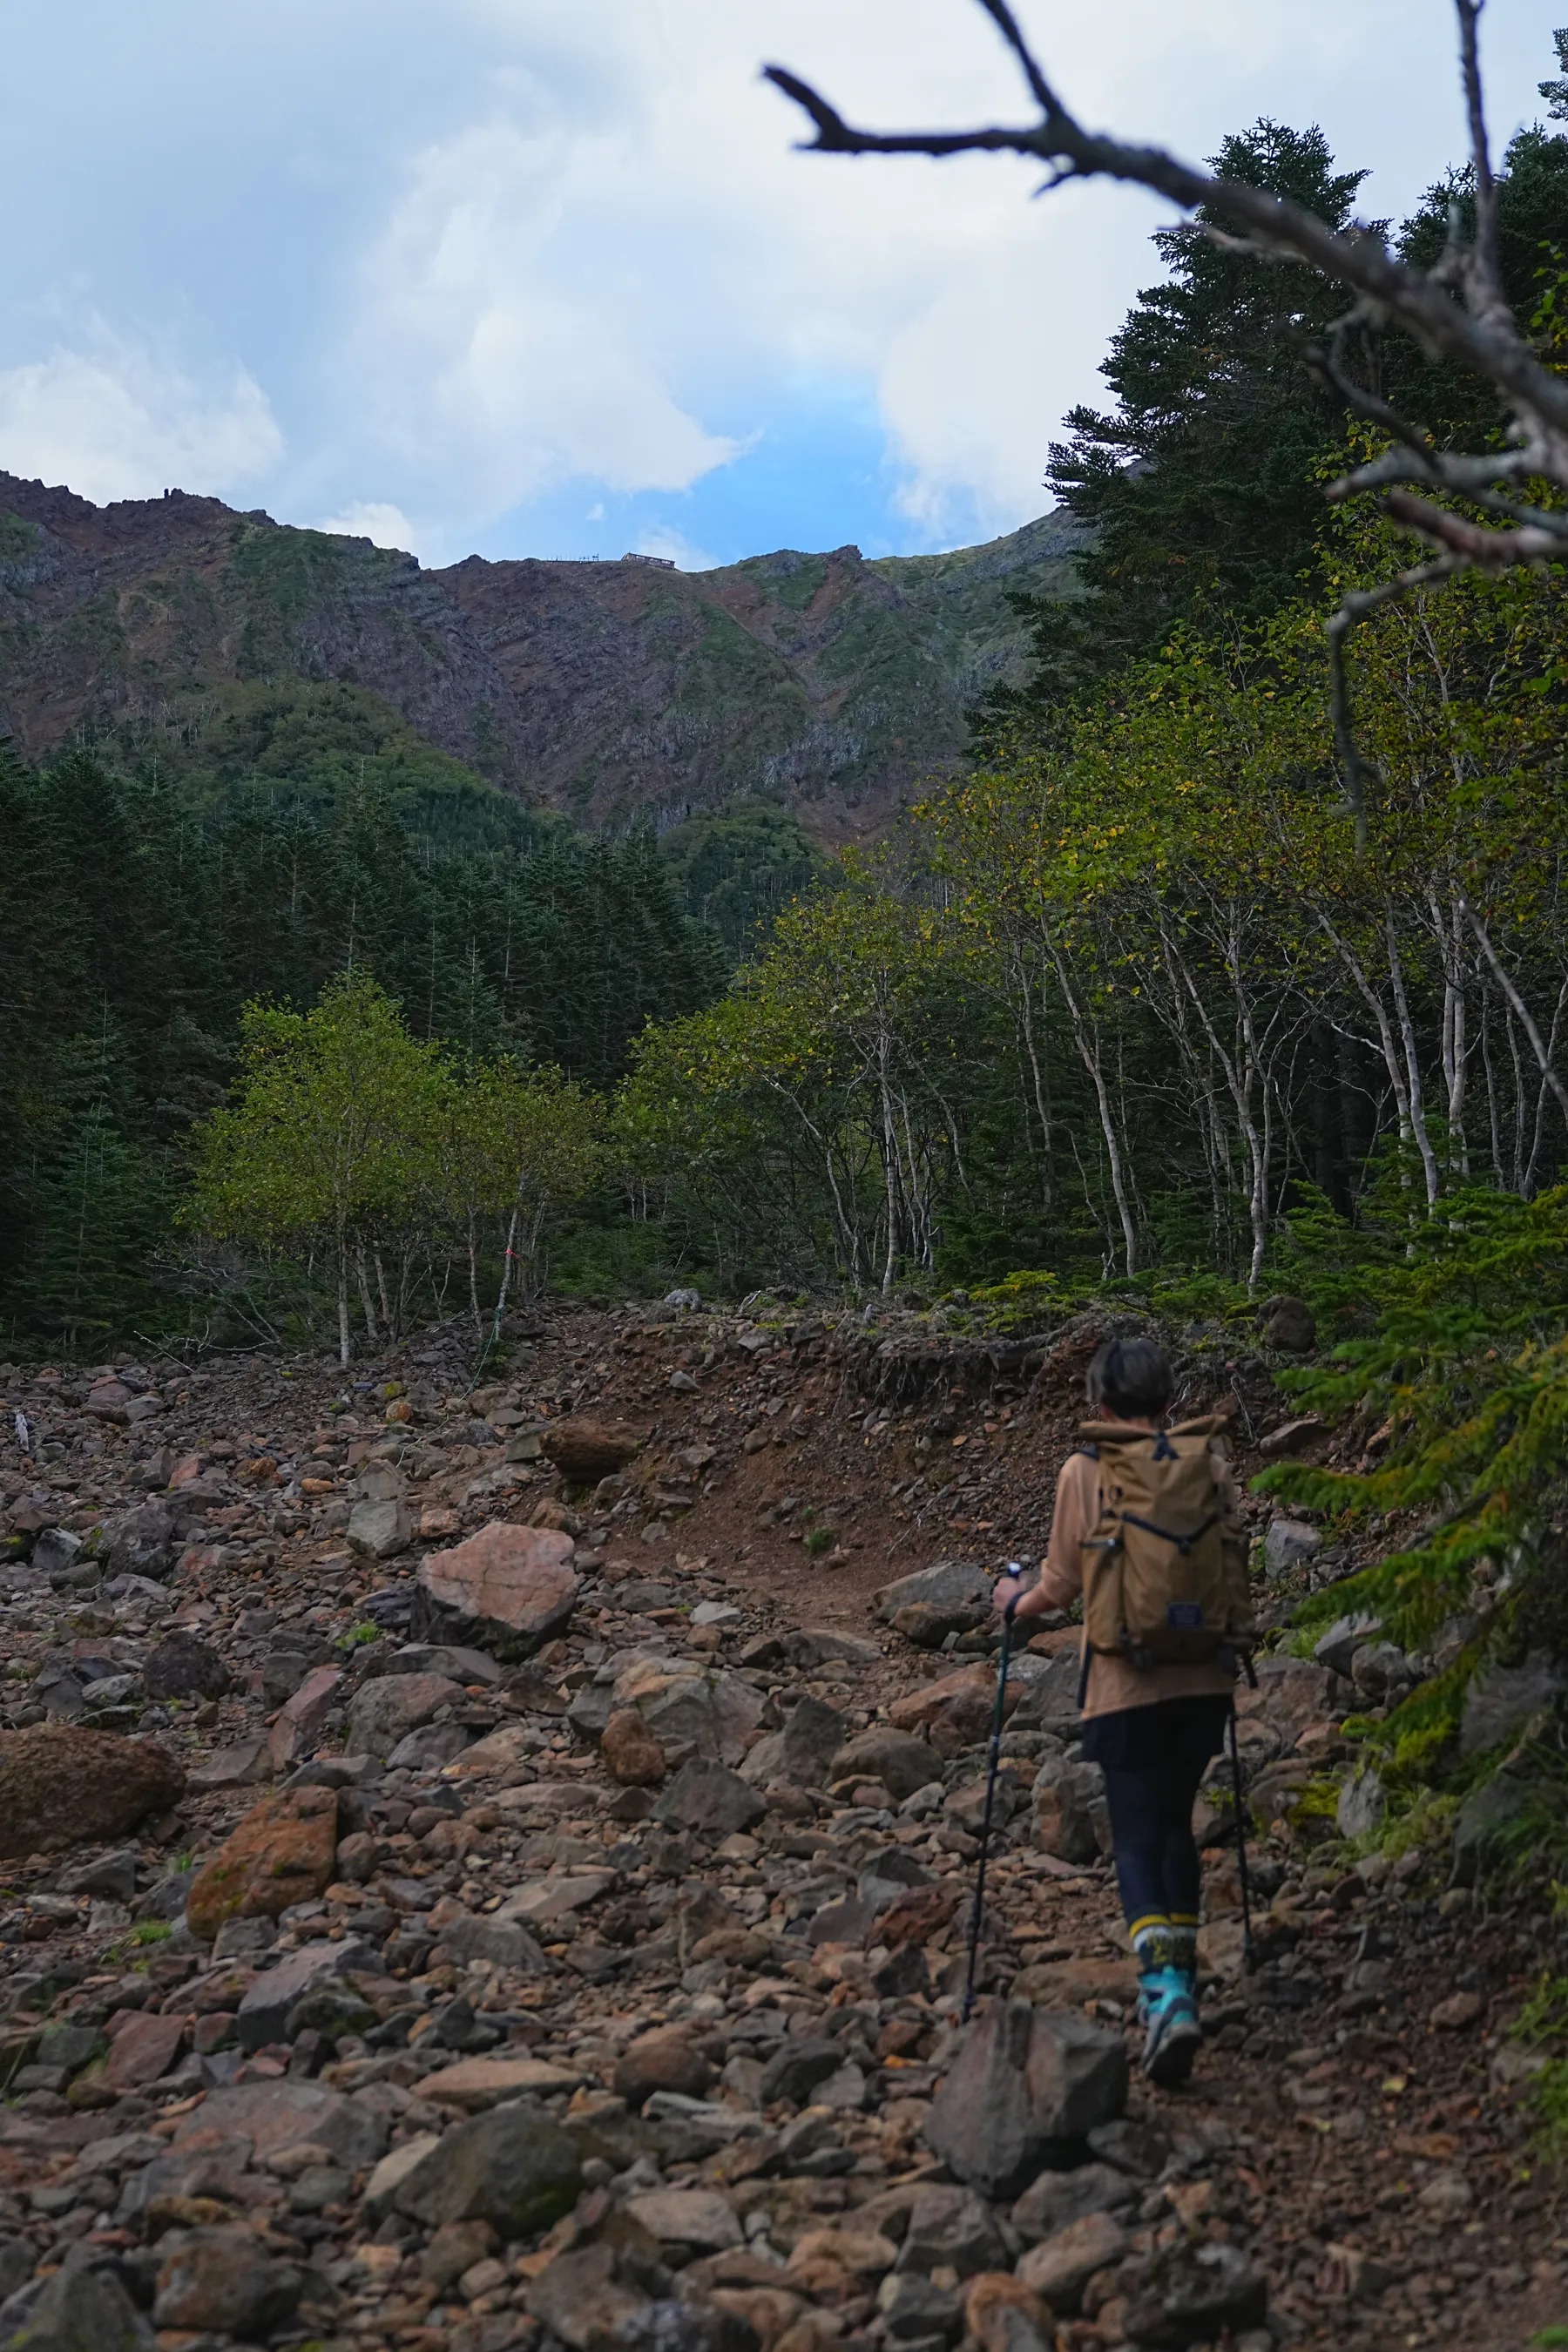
left=0, top=2, right=1558, bottom=571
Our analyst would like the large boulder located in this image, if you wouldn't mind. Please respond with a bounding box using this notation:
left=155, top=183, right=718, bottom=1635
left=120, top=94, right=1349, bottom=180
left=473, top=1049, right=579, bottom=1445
left=612, top=1659, right=765, bottom=1767
left=413, top=1521, right=580, bottom=1659
left=99, top=1500, right=179, bottom=1580
left=828, top=1727, right=939, bottom=1804
left=186, top=1786, right=340, bottom=1942
left=0, top=1728, right=184, bottom=1858
left=542, top=1419, right=645, bottom=1483
left=394, top=2102, right=583, bottom=2236
left=874, top=1560, right=990, bottom=1643
left=924, top=2003, right=1127, bottom=2198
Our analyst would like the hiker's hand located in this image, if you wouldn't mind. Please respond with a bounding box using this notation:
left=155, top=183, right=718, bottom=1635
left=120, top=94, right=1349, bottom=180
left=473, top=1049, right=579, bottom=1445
left=993, top=1573, right=1024, bottom=1621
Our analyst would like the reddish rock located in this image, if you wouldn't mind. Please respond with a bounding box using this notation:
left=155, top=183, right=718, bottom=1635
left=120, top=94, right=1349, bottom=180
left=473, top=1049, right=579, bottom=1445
left=265, top=1665, right=343, bottom=1771
left=0, top=1727, right=185, bottom=1858
left=186, top=1786, right=339, bottom=1942
left=540, top=1418, right=645, bottom=1482
left=105, top=2008, right=187, bottom=2090
left=612, top=2024, right=714, bottom=2107
left=601, top=1707, right=667, bottom=1786
left=413, top=1521, right=579, bottom=1657
left=889, top=1668, right=1014, bottom=1749
left=154, top=2224, right=302, bottom=2337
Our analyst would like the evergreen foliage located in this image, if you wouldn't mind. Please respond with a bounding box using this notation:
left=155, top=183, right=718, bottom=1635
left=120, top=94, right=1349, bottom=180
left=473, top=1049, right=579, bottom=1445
left=0, top=727, right=717, bottom=1348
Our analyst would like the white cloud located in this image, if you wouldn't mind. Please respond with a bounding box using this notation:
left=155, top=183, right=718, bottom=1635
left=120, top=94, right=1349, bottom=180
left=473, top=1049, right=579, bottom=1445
left=315, top=499, right=423, bottom=554
left=0, top=330, right=281, bottom=504
left=323, top=0, right=1529, bottom=548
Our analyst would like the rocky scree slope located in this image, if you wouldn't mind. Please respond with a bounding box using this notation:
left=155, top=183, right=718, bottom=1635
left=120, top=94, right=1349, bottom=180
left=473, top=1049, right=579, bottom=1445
left=0, top=1302, right=1561, bottom=2352
left=0, top=476, right=1083, bottom=838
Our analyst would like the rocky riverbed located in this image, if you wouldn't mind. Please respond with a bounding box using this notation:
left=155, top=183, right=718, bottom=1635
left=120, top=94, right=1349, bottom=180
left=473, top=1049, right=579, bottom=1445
left=0, top=1301, right=1563, bottom=2352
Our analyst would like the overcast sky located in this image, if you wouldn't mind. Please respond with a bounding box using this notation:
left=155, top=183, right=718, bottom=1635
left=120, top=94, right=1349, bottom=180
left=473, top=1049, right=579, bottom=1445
left=0, top=3, right=1557, bottom=569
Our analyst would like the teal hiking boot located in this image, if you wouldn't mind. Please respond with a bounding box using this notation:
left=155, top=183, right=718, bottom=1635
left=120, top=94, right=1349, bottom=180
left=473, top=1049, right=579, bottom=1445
left=1137, top=1964, right=1201, bottom=2087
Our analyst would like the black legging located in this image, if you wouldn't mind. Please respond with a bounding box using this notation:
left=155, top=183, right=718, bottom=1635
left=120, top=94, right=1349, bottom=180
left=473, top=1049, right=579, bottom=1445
left=1092, top=1700, right=1230, bottom=1933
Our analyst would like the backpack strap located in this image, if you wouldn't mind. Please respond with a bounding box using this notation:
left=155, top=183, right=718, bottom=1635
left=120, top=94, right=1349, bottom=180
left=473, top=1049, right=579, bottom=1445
left=1117, top=1507, right=1221, bottom=1558
left=1078, top=1442, right=1100, bottom=1461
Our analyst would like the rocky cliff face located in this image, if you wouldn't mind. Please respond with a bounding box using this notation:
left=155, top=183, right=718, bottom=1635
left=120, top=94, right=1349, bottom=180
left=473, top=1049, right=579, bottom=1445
left=0, top=475, right=1083, bottom=836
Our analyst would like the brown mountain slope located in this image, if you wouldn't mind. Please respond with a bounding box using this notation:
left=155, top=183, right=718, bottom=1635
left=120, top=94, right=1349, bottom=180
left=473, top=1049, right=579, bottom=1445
left=0, top=473, right=1081, bottom=835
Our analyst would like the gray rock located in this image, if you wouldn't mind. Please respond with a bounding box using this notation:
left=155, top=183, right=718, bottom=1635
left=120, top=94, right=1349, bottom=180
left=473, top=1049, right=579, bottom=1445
left=893, top=2185, right=1009, bottom=2279
left=348, top=1496, right=412, bottom=1559
left=566, top=1685, right=616, bottom=1742
left=924, top=2003, right=1127, bottom=2197
left=740, top=1696, right=848, bottom=1789
left=1461, top=1652, right=1568, bottom=1757
left=1312, top=1614, right=1382, bottom=1679
left=235, top=1937, right=375, bottom=2052
left=394, top=2101, right=583, bottom=2236
left=1263, top=1518, right=1321, bottom=1579
left=141, top=1632, right=231, bottom=1702
left=1336, top=1767, right=1386, bottom=1841
left=874, top=1559, right=990, bottom=1632
left=0, top=2240, right=33, bottom=2301
left=828, top=1727, right=937, bottom=1803
left=1011, top=2160, right=1138, bottom=2247
left=386, top=1723, right=473, bottom=1771
left=1010, top=1646, right=1083, bottom=1735
left=1349, top=1642, right=1413, bottom=1700
left=34, top=2023, right=105, bottom=2076
left=347, top=1672, right=462, bottom=1757
left=782, top=1628, right=880, bottom=1670
left=1451, top=1773, right=1537, bottom=1883
left=57, top=1848, right=139, bottom=1903
left=1085, top=2116, right=1171, bottom=2178
left=2, top=2257, right=151, bottom=2350
left=1262, top=1295, right=1315, bottom=1354
left=438, top=1910, right=551, bottom=1971
left=31, top=1529, right=84, bottom=1580
left=877, top=2274, right=963, bottom=2343
left=652, top=1760, right=765, bottom=1840
left=385, top=1642, right=502, bottom=1686
left=1121, top=2239, right=1267, bottom=2349
left=760, top=2039, right=845, bottom=2106
left=100, top=1503, right=179, bottom=1581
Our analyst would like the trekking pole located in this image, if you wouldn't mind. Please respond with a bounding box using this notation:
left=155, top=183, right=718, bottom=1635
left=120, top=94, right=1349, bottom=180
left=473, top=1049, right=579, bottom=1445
left=962, top=1580, right=1020, bottom=2024
left=1228, top=1707, right=1256, bottom=1973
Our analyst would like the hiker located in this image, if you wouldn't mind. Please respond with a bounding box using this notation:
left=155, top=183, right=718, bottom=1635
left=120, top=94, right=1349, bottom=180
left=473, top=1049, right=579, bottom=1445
left=994, top=1335, right=1253, bottom=2085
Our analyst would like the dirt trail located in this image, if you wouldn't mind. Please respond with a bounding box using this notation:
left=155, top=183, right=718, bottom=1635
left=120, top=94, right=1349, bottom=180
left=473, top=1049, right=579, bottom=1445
left=0, top=1297, right=1560, bottom=2351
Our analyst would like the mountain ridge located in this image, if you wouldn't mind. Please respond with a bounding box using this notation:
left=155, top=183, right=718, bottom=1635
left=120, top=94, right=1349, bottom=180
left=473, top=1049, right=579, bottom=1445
left=0, top=472, right=1082, bottom=838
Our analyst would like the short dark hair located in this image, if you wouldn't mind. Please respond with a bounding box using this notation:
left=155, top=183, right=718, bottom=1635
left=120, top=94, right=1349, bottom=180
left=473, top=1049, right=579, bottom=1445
left=1085, top=1335, right=1173, bottom=1419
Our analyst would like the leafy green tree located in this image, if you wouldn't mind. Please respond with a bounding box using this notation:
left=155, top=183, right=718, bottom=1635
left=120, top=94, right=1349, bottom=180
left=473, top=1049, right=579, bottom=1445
left=190, top=972, right=445, bottom=1364
left=431, top=1059, right=603, bottom=1339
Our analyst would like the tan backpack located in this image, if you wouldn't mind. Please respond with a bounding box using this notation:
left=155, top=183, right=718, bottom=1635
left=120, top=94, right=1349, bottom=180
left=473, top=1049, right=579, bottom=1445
left=1079, top=1416, right=1254, bottom=1668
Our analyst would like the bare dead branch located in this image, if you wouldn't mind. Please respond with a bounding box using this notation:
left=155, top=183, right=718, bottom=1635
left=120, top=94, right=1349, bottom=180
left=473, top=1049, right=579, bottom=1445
left=764, top=0, right=1568, bottom=848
